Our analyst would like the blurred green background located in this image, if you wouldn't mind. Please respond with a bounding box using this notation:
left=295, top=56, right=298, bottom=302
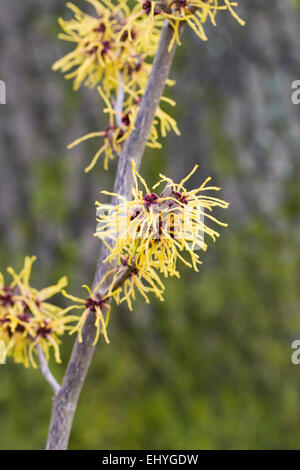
left=1, top=0, right=300, bottom=449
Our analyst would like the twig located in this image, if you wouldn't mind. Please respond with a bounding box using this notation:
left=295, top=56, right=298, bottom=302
left=46, top=20, right=182, bottom=450
left=36, top=344, right=60, bottom=396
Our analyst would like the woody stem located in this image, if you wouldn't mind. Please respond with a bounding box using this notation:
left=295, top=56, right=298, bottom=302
left=36, top=344, right=60, bottom=396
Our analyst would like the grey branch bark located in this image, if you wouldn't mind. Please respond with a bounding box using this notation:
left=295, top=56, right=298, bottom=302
left=36, top=344, right=60, bottom=396
left=46, top=20, right=180, bottom=450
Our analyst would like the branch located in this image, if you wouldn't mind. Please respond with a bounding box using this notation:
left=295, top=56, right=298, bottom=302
left=112, top=21, right=180, bottom=200
left=46, top=20, right=182, bottom=450
left=36, top=344, right=60, bottom=396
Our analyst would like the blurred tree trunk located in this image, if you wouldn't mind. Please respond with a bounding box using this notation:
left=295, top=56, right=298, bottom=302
left=0, top=0, right=299, bottom=262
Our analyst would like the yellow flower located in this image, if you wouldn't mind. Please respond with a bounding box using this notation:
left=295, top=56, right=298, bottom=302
left=63, top=283, right=111, bottom=346
left=108, top=258, right=165, bottom=311
left=0, top=257, right=77, bottom=368
left=95, top=161, right=228, bottom=276
left=68, top=85, right=179, bottom=172
left=122, top=1, right=245, bottom=52
left=63, top=259, right=165, bottom=343
left=53, top=0, right=162, bottom=94
left=62, top=164, right=228, bottom=343
left=54, top=1, right=244, bottom=173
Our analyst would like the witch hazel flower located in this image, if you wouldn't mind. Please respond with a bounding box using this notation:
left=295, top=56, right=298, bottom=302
left=95, top=161, right=229, bottom=277
left=68, top=85, right=179, bottom=171
left=120, top=1, right=245, bottom=53
left=0, top=257, right=77, bottom=368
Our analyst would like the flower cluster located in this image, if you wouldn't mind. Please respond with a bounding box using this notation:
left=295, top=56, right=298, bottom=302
left=63, top=162, right=228, bottom=344
left=49, top=0, right=243, bottom=345
left=54, top=1, right=244, bottom=172
left=54, top=0, right=178, bottom=171
left=0, top=257, right=77, bottom=368
left=120, top=1, right=245, bottom=51
left=92, top=161, right=228, bottom=312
